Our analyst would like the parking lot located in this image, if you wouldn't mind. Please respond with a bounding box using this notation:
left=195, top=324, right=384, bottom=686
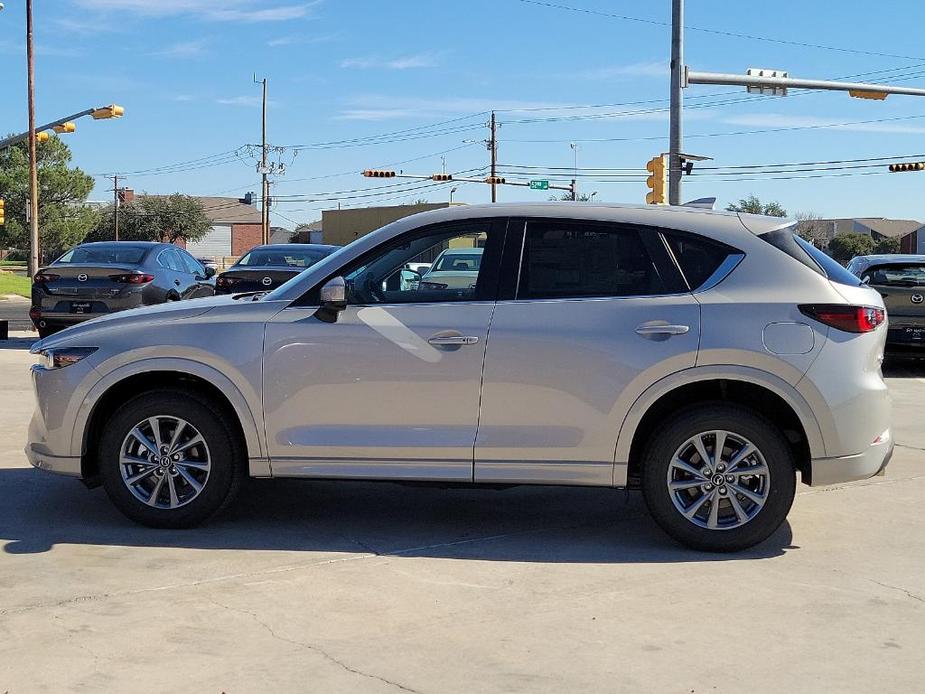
left=1, top=334, right=923, bottom=693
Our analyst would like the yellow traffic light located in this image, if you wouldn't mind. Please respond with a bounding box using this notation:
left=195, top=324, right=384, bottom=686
left=849, top=90, right=888, bottom=100
left=91, top=104, right=125, bottom=120
left=362, top=169, right=396, bottom=178
left=431, top=173, right=453, bottom=181
left=35, top=131, right=50, bottom=143
left=484, top=176, right=506, bottom=185
left=888, top=162, right=925, bottom=172
left=645, top=155, right=667, bottom=205
left=53, top=122, right=76, bottom=134
left=0, top=198, right=5, bottom=226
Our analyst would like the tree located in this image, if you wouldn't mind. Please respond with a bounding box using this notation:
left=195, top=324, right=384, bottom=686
left=91, top=194, right=212, bottom=244
left=549, top=192, right=595, bottom=202
left=828, top=232, right=875, bottom=264
left=0, top=135, right=99, bottom=261
left=795, top=211, right=831, bottom=246
left=725, top=195, right=787, bottom=217
left=873, top=236, right=900, bottom=255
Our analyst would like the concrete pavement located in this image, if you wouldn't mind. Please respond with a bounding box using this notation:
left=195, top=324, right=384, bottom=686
left=0, top=295, right=32, bottom=332
left=1, top=339, right=923, bottom=693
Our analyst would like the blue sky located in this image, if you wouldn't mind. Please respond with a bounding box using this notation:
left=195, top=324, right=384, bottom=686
left=4, top=0, right=925, bottom=227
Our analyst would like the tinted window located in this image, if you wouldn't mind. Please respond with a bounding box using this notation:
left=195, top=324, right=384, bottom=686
left=178, top=251, right=204, bottom=275
left=517, top=221, right=665, bottom=300
left=238, top=247, right=334, bottom=268
left=794, top=235, right=863, bottom=287
left=866, top=263, right=925, bottom=287
left=158, top=249, right=184, bottom=272
left=759, top=228, right=862, bottom=287
left=55, top=245, right=147, bottom=265
left=665, top=233, right=736, bottom=290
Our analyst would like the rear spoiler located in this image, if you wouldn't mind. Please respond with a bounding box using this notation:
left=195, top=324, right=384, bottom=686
left=682, top=197, right=716, bottom=210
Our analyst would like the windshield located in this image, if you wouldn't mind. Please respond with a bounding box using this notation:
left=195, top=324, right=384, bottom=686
left=237, top=247, right=335, bottom=268
left=55, top=245, right=147, bottom=265
left=866, top=263, right=925, bottom=287
left=432, top=251, right=483, bottom=272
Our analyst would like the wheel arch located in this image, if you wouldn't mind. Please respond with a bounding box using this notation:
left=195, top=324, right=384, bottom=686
left=75, top=359, right=267, bottom=483
left=616, top=366, right=825, bottom=488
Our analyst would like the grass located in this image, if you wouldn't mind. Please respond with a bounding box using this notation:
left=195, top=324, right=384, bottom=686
left=0, top=271, right=31, bottom=298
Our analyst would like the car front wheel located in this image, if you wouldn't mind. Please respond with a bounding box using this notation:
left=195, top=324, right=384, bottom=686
left=99, top=389, right=244, bottom=528
left=641, top=404, right=796, bottom=552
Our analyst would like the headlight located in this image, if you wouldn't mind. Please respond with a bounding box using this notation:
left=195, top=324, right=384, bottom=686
left=37, top=347, right=98, bottom=369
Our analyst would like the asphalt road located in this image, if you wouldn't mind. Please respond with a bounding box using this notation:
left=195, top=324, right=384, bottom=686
left=0, top=295, right=32, bottom=332
left=1, top=337, right=923, bottom=693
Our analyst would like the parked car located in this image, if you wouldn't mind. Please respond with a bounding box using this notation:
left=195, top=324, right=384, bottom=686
left=215, top=243, right=339, bottom=294
left=30, top=241, right=215, bottom=338
left=419, top=247, right=483, bottom=290
left=196, top=256, right=219, bottom=274
left=847, top=254, right=925, bottom=351
left=27, top=203, right=892, bottom=552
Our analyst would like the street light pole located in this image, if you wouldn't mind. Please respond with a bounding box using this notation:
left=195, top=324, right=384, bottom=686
left=255, top=74, right=269, bottom=245
left=26, top=0, right=40, bottom=275
left=668, top=0, right=683, bottom=206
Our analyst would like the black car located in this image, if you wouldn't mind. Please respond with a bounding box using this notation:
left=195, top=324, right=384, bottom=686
left=215, top=243, right=339, bottom=294
left=31, top=241, right=216, bottom=338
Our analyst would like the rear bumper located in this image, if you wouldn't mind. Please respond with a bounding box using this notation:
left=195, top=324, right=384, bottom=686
left=808, top=436, right=893, bottom=486
left=25, top=444, right=82, bottom=477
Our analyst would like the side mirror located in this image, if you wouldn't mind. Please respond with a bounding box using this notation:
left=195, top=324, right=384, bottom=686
left=861, top=275, right=871, bottom=285
left=204, top=265, right=216, bottom=278
left=316, top=276, right=346, bottom=323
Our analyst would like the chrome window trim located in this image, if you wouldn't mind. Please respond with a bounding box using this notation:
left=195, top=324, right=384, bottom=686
left=691, top=253, right=745, bottom=293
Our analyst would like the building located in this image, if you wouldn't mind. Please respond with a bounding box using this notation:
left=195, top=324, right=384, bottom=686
left=320, top=203, right=454, bottom=246
left=118, top=190, right=265, bottom=258
left=797, top=217, right=924, bottom=253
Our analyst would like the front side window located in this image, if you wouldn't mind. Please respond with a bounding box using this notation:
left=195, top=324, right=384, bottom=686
left=339, top=223, right=496, bottom=305
left=517, top=221, right=666, bottom=300
left=179, top=250, right=204, bottom=275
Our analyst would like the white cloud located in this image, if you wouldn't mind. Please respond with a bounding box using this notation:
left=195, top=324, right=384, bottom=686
left=74, top=0, right=320, bottom=22
left=216, top=95, right=279, bottom=107
left=722, top=113, right=925, bottom=134
left=267, top=33, right=337, bottom=47
left=340, top=53, right=439, bottom=70
left=150, top=39, right=208, bottom=58
left=585, top=61, right=666, bottom=80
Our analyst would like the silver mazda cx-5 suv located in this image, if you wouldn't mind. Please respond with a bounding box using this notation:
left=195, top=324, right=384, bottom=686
left=26, top=203, right=892, bottom=552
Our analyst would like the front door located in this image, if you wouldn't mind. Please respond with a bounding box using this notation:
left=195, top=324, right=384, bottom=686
left=475, top=218, right=701, bottom=486
left=263, top=219, right=506, bottom=480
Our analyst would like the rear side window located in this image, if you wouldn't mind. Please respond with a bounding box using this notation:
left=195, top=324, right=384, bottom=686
left=517, top=220, right=666, bottom=300
left=664, top=233, right=737, bottom=290
left=758, top=227, right=862, bottom=287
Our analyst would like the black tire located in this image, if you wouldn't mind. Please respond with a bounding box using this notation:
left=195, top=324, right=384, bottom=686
left=641, top=403, right=796, bottom=552
left=99, top=388, right=245, bottom=528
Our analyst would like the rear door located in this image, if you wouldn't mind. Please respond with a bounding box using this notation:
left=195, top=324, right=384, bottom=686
left=177, top=249, right=215, bottom=297
left=474, top=218, right=701, bottom=486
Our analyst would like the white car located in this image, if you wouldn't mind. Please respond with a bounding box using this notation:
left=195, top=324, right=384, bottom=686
left=419, top=247, right=483, bottom=290
left=27, top=203, right=892, bottom=551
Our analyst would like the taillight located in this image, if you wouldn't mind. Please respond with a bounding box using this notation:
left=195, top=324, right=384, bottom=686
left=799, top=304, right=885, bottom=333
left=33, top=272, right=60, bottom=283
left=216, top=275, right=238, bottom=288
left=109, top=273, right=154, bottom=284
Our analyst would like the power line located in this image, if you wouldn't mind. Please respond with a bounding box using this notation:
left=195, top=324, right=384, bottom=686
left=513, top=0, right=925, bottom=61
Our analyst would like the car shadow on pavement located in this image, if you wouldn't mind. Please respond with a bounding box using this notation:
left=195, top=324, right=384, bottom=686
left=0, top=337, right=36, bottom=351
left=882, top=355, right=925, bottom=377
left=0, top=467, right=794, bottom=562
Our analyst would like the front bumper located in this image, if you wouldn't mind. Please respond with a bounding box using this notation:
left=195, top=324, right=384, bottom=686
left=808, top=436, right=893, bottom=486
left=25, top=444, right=82, bottom=477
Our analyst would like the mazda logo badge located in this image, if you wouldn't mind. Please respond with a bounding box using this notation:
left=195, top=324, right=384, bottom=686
left=912, top=293, right=924, bottom=304
left=77, top=273, right=88, bottom=282
left=261, top=276, right=272, bottom=286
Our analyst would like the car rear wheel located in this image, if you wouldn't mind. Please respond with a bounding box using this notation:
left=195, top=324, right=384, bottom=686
left=99, top=389, right=244, bottom=528
left=641, top=404, right=796, bottom=552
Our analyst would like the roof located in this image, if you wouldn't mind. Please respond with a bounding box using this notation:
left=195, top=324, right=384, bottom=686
left=249, top=243, right=339, bottom=251
left=194, top=197, right=262, bottom=224
left=852, top=254, right=925, bottom=265
left=78, top=241, right=167, bottom=248
left=441, top=247, right=484, bottom=254
left=853, top=218, right=922, bottom=238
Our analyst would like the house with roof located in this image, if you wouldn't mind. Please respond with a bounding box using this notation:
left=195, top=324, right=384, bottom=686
left=797, top=217, right=925, bottom=254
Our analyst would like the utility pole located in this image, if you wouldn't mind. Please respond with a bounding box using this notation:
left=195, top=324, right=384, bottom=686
left=26, top=0, right=40, bottom=275
left=108, top=175, right=121, bottom=241
left=489, top=111, right=498, bottom=202
left=668, top=0, right=683, bottom=206
left=256, top=74, right=269, bottom=245
left=570, top=142, right=579, bottom=201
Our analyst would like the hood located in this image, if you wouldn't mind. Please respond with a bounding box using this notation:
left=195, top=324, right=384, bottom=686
left=32, top=294, right=241, bottom=351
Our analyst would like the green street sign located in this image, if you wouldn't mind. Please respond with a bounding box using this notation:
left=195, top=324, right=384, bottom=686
left=529, top=179, right=549, bottom=190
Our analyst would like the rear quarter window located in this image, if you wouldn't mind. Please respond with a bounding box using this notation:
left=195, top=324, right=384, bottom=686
left=663, top=233, right=740, bottom=290
left=758, top=228, right=862, bottom=287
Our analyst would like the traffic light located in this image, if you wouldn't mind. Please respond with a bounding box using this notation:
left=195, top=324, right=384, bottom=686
left=35, top=131, right=49, bottom=143
left=238, top=192, right=255, bottom=205
left=0, top=198, right=5, bottom=226
left=431, top=173, right=453, bottom=181
left=362, top=169, right=396, bottom=178
left=53, top=122, right=76, bottom=134
left=888, top=162, right=925, bottom=172
left=645, top=155, right=667, bottom=205
left=484, top=176, right=506, bottom=185
left=91, top=104, right=125, bottom=120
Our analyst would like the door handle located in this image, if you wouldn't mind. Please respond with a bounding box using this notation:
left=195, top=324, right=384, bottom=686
left=427, top=335, right=479, bottom=346
left=174, top=279, right=181, bottom=286
left=635, top=324, right=690, bottom=336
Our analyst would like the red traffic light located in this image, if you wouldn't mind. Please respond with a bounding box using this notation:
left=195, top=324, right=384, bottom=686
left=362, top=169, right=396, bottom=178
